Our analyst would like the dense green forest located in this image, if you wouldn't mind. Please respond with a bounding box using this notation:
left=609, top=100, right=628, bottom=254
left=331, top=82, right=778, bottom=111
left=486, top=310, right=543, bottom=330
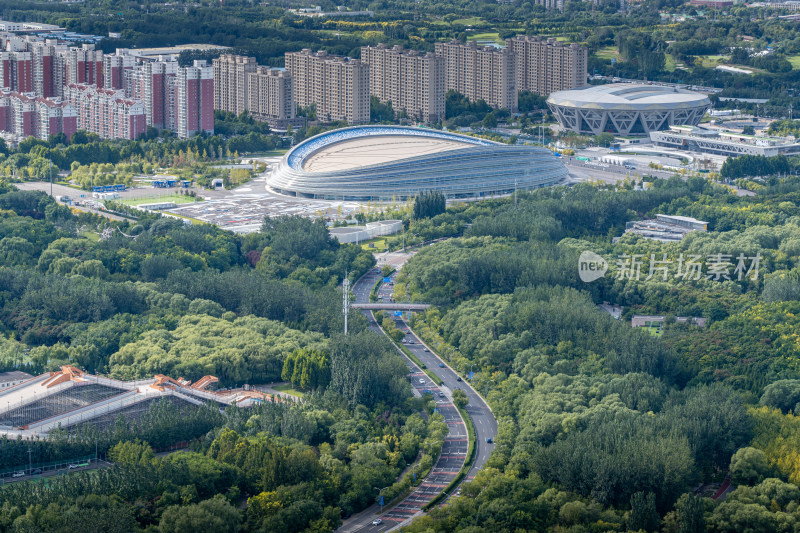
left=3, top=167, right=800, bottom=530
left=4, top=0, right=800, bottom=527
left=0, top=183, right=447, bottom=531
left=386, top=175, right=800, bottom=531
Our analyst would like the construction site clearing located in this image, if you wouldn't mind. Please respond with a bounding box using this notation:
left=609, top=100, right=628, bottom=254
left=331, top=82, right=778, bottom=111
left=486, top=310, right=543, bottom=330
left=0, top=366, right=278, bottom=438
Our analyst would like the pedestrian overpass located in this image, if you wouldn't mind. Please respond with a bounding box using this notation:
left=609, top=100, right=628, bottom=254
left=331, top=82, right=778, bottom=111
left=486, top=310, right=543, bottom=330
left=351, top=303, right=431, bottom=311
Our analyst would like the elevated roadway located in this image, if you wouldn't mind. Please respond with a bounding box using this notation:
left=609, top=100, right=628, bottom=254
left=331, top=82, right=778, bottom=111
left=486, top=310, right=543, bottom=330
left=351, top=303, right=431, bottom=311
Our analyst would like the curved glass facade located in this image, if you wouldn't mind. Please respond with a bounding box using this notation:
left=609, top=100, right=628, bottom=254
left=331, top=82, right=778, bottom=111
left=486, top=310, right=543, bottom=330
left=270, top=126, right=569, bottom=201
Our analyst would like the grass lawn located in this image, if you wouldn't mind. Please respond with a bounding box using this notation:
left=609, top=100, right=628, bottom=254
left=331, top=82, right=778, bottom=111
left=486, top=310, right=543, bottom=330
left=81, top=231, right=100, bottom=242
left=665, top=54, right=677, bottom=72
left=272, top=384, right=305, bottom=398
left=644, top=321, right=664, bottom=337
left=698, top=55, right=728, bottom=68
left=362, top=238, right=387, bottom=251
left=468, top=32, right=502, bottom=44
left=249, top=149, right=289, bottom=157
left=789, top=55, right=800, bottom=70
left=119, top=194, right=197, bottom=206
left=595, top=46, right=619, bottom=60
left=452, top=16, right=485, bottom=25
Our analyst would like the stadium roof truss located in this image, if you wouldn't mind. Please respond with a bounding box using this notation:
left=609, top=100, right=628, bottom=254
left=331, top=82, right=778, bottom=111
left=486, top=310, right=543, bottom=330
left=547, top=84, right=711, bottom=136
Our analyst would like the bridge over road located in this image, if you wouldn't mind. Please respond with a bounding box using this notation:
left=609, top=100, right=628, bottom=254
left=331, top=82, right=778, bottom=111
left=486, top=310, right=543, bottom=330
left=351, top=303, right=431, bottom=311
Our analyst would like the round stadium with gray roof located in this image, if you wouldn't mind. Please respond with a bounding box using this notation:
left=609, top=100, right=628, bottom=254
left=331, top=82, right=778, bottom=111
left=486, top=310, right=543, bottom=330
left=268, top=125, right=568, bottom=201
left=547, top=83, right=711, bottom=136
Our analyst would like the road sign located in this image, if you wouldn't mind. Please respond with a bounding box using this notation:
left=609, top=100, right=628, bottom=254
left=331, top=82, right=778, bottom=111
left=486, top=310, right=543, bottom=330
left=383, top=277, right=391, bottom=283
left=394, top=311, right=402, bottom=317
left=468, top=371, right=474, bottom=380
left=378, top=495, right=384, bottom=506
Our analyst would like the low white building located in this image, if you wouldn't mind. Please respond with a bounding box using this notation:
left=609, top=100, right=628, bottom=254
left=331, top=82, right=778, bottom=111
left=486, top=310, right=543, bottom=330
left=329, top=219, right=402, bottom=244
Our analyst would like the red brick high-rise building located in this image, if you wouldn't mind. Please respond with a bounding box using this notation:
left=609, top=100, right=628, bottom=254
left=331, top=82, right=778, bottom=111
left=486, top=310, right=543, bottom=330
left=63, top=83, right=145, bottom=140
left=0, top=52, right=33, bottom=94
left=0, top=90, right=77, bottom=141
left=175, top=61, right=214, bottom=138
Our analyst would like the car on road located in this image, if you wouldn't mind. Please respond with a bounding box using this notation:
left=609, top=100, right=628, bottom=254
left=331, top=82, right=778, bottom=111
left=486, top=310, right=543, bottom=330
left=372, top=518, right=383, bottom=526
left=12, top=471, right=24, bottom=478
left=423, top=348, right=429, bottom=352
left=486, top=437, right=493, bottom=444
left=68, top=464, right=82, bottom=470
left=419, top=379, right=426, bottom=384
left=438, top=392, right=445, bottom=398
left=31, top=468, right=41, bottom=475
left=438, top=363, right=445, bottom=368
left=456, top=377, right=462, bottom=382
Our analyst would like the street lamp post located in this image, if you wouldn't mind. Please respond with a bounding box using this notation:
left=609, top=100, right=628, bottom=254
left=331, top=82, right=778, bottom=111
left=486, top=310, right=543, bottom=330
left=373, top=485, right=389, bottom=513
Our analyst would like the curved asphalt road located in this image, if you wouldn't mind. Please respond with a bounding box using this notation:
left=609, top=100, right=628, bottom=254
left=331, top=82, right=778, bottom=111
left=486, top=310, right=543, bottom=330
left=342, top=252, right=497, bottom=532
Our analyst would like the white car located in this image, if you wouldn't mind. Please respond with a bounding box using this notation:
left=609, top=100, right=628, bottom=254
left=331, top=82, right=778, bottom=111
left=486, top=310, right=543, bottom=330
left=419, top=379, right=426, bottom=384
left=12, top=471, right=24, bottom=478
left=372, top=518, right=383, bottom=526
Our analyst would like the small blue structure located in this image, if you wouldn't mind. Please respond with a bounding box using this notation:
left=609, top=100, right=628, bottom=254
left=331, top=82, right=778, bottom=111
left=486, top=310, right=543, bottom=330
left=180, top=180, right=192, bottom=188
left=92, top=186, right=103, bottom=192
left=114, top=184, right=126, bottom=191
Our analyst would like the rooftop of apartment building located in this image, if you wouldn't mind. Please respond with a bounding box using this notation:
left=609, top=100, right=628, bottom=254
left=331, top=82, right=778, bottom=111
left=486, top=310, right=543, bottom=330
left=438, top=39, right=514, bottom=53
left=365, top=43, right=438, bottom=57
left=291, top=49, right=362, bottom=63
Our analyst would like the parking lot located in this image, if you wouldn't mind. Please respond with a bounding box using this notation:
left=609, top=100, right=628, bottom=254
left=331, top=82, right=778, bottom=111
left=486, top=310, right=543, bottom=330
left=166, top=172, right=364, bottom=232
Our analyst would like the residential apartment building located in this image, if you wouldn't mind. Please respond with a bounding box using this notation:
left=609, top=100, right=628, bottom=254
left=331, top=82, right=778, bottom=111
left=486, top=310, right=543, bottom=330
left=360, top=44, right=445, bottom=123
left=126, top=61, right=175, bottom=129
left=103, top=53, right=135, bottom=91
left=63, top=83, right=146, bottom=140
left=507, top=36, right=587, bottom=96
left=212, top=54, right=256, bottom=116
left=63, top=44, right=103, bottom=88
left=245, top=66, right=295, bottom=125
left=211, top=54, right=298, bottom=129
left=174, top=61, right=214, bottom=139
left=0, top=51, right=33, bottom=94
left=122, top=60, right=214, bottom=138
left=434, top=40, right=517, bottom=111
left=285, top=49, right=369, bottom=123
left=0, top=35, right=212, bottom=141
left=30, top=42, right=57, bottom=98
left=0, top=90, right=77, bottom=140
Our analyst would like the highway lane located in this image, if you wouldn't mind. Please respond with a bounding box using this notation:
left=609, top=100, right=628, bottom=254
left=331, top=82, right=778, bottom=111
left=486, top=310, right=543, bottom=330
left=343, top=267, right=467, bottom=532
left=342, top=255, right=497, bottom=531
left=374, top=279, right=498, bottom=486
